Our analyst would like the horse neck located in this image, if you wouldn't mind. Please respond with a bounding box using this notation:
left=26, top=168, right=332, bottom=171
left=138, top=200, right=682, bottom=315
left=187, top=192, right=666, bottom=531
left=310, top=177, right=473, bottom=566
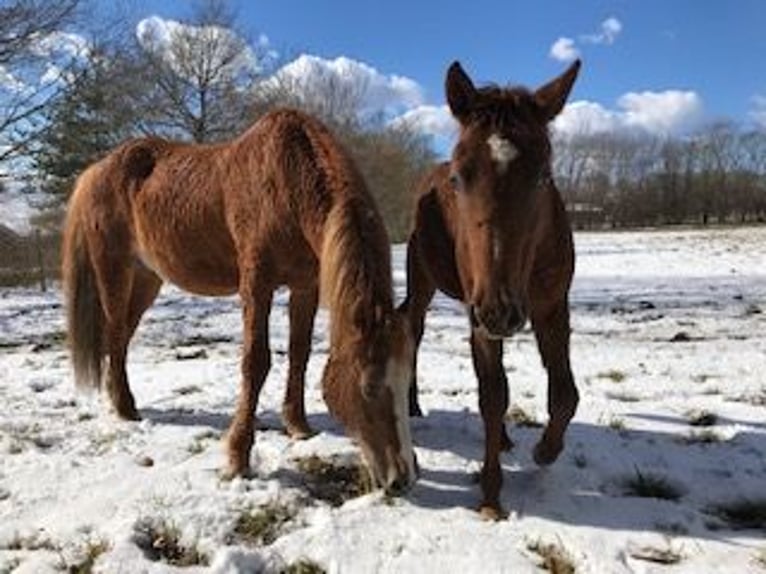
left=320, top=199, right=394, bottom=347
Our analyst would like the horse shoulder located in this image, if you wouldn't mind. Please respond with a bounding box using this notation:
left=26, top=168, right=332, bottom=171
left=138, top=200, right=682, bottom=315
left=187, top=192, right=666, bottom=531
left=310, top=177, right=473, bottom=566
left=412, top=174, right=463, bottom=300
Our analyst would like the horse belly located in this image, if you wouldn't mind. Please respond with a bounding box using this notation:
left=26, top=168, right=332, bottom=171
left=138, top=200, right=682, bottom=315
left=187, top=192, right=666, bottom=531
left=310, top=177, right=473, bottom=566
left=132, top=192, right=239, bottom=297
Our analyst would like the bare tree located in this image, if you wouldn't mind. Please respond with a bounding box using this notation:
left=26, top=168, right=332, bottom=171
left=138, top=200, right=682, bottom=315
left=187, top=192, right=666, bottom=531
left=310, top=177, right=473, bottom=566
left=0, top=0, right=82, bottom=170
left=134, top=0, right=268, bottom=142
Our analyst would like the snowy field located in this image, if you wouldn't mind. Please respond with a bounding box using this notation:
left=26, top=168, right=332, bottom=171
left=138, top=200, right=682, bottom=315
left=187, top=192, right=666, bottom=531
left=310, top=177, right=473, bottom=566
left=1, top=227, right=764, bottom=573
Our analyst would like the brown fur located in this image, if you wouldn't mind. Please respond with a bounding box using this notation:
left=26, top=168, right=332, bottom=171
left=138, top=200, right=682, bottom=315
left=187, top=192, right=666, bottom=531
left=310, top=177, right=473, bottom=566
left=62, top=108, right=415, bottom=492
left=399, top=61, right=582, bottom=518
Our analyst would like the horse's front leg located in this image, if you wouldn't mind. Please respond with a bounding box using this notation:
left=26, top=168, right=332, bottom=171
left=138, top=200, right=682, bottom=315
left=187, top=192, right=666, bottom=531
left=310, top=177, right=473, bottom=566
left=471, top=330, right=510, bottom=520
left=531, top=299, right=578, bottom=466
left=282, top=286, right=318, bottom=439
left=399, top=233, right=436, bottom=417
left=225, top=277, right=274, bottom=478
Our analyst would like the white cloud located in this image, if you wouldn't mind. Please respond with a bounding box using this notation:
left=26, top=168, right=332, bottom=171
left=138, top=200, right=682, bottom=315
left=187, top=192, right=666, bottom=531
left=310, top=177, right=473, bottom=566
left=136, top=16, right=265, bottom=77
left=550, top=16, right=622, bottom=62
left=749, top=95, right=766, bottom=128
left=550, top=37, right=580, bottom=63
left=390, top=104, right=457, bottom=139
left=618, top=90, right=702, bottom=133
left=271, top=54, right=424, bottom=115
left=554, top=90, right=703, bottom=137
left=582, top=17, right=623, bottom=45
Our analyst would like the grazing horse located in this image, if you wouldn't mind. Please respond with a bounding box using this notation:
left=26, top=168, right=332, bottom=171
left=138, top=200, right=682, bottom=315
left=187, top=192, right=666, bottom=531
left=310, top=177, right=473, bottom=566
left=400, top=60, right=581, bottom=518
left=62, top=108, right=416, bottom=493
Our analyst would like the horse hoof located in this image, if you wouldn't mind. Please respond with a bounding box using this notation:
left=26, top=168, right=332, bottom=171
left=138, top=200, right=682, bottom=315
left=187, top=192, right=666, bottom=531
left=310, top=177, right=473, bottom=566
left=409, top=403, right=424, bottom=417
left=115, top=406, right=141, bottom=421
left=533, top=440, right=562, bottom=466
left=285, top=423, right=316, bottom=441
left=500, top=431, right=514, bottom=452
left=478, top=504, right=507, bottom=521
left=219, top=464, right=252, bottom=481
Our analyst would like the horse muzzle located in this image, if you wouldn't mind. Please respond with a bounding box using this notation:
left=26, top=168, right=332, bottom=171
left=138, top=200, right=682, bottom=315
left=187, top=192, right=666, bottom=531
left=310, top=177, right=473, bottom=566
left=469, top=301, right=527, bottom=339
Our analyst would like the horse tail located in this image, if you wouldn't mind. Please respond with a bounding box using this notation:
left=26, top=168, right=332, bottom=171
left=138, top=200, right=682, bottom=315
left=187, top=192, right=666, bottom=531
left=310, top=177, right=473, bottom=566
left=62, top=165, right=107, bottom=391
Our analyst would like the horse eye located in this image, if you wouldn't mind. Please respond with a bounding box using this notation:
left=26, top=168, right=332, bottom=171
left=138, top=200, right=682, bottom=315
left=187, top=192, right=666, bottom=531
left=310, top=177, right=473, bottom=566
left=448, top=173, right=462, bottom=190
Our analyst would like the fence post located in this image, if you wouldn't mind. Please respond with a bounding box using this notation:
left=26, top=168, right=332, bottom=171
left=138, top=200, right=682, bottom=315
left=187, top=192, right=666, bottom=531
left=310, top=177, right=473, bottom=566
left=35, top=229, right=47, bottom=293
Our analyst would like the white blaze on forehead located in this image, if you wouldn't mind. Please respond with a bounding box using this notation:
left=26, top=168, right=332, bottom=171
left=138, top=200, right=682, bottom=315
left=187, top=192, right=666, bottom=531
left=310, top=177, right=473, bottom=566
left=487, top=133, right=518, bottom=172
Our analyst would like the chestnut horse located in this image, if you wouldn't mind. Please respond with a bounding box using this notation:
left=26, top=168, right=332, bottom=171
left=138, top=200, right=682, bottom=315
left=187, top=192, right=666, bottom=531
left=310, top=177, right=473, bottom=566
left=62, top=108, right=416, bottom=493
left=400, top=61, right=581, bottom=518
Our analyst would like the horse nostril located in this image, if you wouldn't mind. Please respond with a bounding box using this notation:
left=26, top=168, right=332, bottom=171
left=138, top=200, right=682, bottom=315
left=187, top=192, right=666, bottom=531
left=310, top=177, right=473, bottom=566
left=508, top=304, right=524, bottom=330
left=385, top=475, right=409, bottom=497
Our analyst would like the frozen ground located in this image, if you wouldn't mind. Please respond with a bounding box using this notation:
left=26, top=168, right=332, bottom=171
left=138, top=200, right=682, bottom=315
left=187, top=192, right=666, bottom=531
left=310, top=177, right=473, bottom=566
left=0, top=226, right=764, bottom=573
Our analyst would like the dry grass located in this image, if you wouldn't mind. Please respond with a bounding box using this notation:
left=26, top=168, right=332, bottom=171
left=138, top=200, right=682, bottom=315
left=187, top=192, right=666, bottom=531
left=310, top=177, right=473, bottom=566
left=621, top=468, right=684, bottom=501
left=596, top=369, right=627, bottom=383
left=281, top=559, right=327, bottom=574
left=709, top=498, right=766, bottom=531
left=59, top=537, right=110, bottom=574
left=628, top=544, right=683, bottom=565
left=526, top=539, right=576, bottom=573
left=685, top=409, right=718, bottom=427
left=230, top=501, right=296, bottom=547
left=506, top=405, right=543, bottom=428
left=294, top=455, right=371, bottom=507
left=132, top=516, right=208, bottom=567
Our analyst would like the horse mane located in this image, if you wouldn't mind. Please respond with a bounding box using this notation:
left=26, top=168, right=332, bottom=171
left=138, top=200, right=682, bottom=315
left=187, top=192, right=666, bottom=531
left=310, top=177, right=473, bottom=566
left=320, top=194, right=394, bottom=346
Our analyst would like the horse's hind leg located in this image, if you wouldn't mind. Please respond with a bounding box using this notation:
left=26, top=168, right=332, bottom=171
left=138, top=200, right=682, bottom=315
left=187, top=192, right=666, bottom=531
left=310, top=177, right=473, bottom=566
left=87, top=227, right=140, bottom=420
left=531, top=299, right=578, bottom=465
left=126, top=264, right=162, bottom=347
left=282, top=286, right=318, bottom=439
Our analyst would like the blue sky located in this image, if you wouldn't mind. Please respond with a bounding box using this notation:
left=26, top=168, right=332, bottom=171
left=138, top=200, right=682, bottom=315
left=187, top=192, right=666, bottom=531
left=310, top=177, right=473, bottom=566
left=130, top=0, right=766, bottom=134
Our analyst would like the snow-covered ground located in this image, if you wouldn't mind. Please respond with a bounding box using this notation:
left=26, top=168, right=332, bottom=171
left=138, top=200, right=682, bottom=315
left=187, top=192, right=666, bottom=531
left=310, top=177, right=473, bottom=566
left=1, top=227, right=764, bottom=573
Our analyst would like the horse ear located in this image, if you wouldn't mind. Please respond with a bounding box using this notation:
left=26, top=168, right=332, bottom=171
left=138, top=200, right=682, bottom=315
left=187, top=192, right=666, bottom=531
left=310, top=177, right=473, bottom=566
left=534, top=59, right=581, bottom=122
left=446, top=61, right=477, bottom=123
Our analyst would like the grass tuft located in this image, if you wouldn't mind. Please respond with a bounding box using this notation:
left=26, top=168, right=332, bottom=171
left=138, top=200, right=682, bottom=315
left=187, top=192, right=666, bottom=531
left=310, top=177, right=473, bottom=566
left=294, top=455, right=371, bottom=507
left=231, top=501, right=296, bottom=546
left=132, top=516, right=208, bottom=566
left=628, top=544, right=683, bottom=565
left=621, top=468, right=683, bottom=501
left=710, top=498, right=766, bottom=531
left=685, top=409, right=718, bottom=427
left=526, top=538, right=576, bottom=573
left=281, top=559, right=327, bottom=574
left=506, top=405, right=543, bottom=428
left=596, top=369, right=627, bottom=383
left=60, top=537, right=110, bottom=574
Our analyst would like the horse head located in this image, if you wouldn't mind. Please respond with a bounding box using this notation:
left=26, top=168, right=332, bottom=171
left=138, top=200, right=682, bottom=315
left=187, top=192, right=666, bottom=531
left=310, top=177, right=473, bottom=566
left=322, top=305, right=416, bottom=495
left=445, top=59, right=580, bottom=338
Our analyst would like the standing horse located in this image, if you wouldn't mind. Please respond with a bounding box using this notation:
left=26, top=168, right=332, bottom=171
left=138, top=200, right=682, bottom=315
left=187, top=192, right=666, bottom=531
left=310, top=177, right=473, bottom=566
left=400, top=60, right=581, bottom=517
left=62, top=108, right=416, bottom=493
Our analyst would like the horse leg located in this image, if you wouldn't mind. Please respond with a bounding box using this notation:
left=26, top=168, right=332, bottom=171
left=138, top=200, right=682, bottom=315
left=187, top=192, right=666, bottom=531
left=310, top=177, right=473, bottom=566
left=126, top=264, right=162, bottom=341
left=225, top=273, right=273, bottom=478
left=85, top=224, right=143, bottom=420
left=531, top=299, right=578, bottom=465
left=282, top=286, right=318, bottom=439
left=471, top=330, right=510, bottom=520
left=399, top=235, right=435, bottom=417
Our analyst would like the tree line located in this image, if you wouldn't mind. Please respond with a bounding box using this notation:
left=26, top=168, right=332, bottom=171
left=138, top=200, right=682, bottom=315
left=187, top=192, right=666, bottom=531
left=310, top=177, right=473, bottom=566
left=554, top=123, right=766, bottom=229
